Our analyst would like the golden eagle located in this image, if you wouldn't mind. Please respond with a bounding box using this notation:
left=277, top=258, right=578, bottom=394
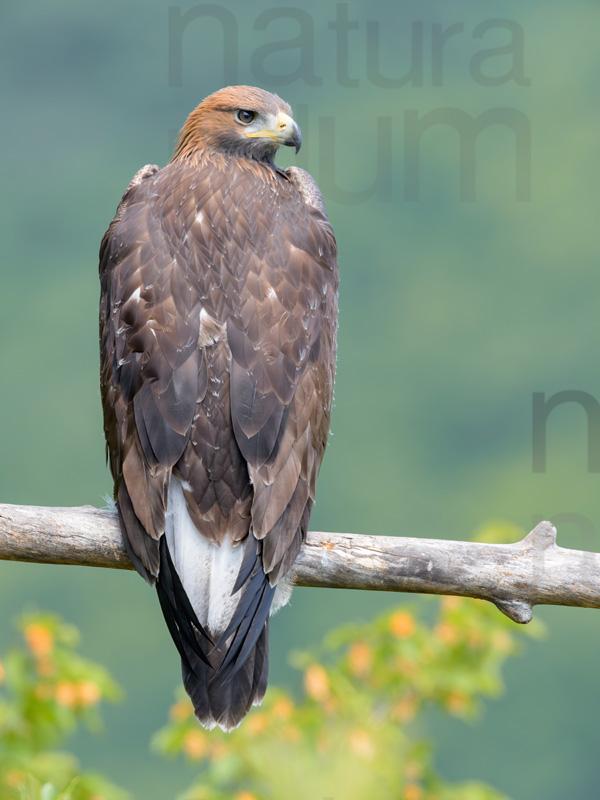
left=99, top=86, right=338, bottom=730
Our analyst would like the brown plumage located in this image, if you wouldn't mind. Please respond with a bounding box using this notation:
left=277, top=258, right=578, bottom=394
left=99, top=86, right=338, bottom=730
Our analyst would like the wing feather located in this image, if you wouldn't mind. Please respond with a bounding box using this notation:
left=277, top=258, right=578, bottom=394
left=100, top=164, right=203, bottom=567
left=226, top=165, right=338, bottom=582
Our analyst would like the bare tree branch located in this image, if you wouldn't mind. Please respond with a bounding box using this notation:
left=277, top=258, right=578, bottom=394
left=1, top=503, right=598, bottom=624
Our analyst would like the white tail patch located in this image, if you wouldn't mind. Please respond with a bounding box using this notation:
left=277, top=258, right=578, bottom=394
left=271, top=573, right=294, bottom=614
left=165, top=478, right=246, bottom=635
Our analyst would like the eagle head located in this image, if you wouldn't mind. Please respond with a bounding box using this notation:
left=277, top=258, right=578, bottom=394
left=172, top=85, right=302, bottom=163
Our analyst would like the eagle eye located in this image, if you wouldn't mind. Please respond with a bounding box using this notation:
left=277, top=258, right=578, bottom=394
left=235, top=109, right=256, bottom=125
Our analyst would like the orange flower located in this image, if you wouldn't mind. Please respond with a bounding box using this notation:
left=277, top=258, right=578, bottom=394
left=304, top=664, right=330, bottom=701
left=77, top=680, right=101, bottom=706
left=24, top=623, right=53, bottom=658
left=235, top=793, right=257, bottom=800
left=183, top=729, right=208, bottom=760
left=434, top=623, right=458, bottom=645
left=441, top=596, right=462, bottom=611
left=348, top=641, right=373, bottom=676
left=389, top=611, right=416, bottom=639
left=210, top=742, right=228, bottom=761
left=393, top=692, right=418, bottom=723
left=405, top=760, right=422, bottom=780
left=348, top=728, right=375, bottom=760
left=0, top=659, right=4, bottom=684
left=36, top=657, right=54, bottom=677
left=467, top=629, right=485, bottom=648
left=396, top=655, right=418, bottom=678
left=404, top=783, right=423, bottom=800
left=4, top=771, right=27, bottom=788
left=246, top=712, right=269, bottom=735
left=445, top=691, right=469, bottom=714
left=271, top=696, right=294, bottom=720
left=55, top=681, right=77, bottom=708
left=170, top=699, right=193, bottom=721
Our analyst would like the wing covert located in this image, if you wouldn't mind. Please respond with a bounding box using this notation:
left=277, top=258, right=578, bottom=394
left=99, top=166, right=203, bottom=581
left=226, top=169, right=339, bottom=582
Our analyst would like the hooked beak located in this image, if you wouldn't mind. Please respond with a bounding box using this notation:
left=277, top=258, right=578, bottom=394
left=279, top=112, right=302, bottom=153
left=245, top=111, right=302, bottom=154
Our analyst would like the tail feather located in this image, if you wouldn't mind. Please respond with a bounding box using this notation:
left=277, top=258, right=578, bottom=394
left=157, top=478, right=276, bottom=731
left=214, top=535, right=271, bottom=649
left=217, top=579, right=274, bottom=675
left=156, top=536, right=212, bottom=669
left=181, top=621, right=269, bottom=730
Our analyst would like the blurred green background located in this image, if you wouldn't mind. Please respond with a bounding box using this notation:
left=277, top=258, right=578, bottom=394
left=1, top=0, right=599, bottom=796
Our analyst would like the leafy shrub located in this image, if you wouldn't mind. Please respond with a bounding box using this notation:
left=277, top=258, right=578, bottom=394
left=154, top=593, right=541, bottom=800
left=0, top=613, right=127, bottom=800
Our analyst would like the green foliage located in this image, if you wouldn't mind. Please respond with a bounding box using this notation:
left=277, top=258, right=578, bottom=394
left=0, top=614, right=128, bottom=800
left=0, top=535, right=543, bottom=799
left=153, top=595, right=542, bottom=800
